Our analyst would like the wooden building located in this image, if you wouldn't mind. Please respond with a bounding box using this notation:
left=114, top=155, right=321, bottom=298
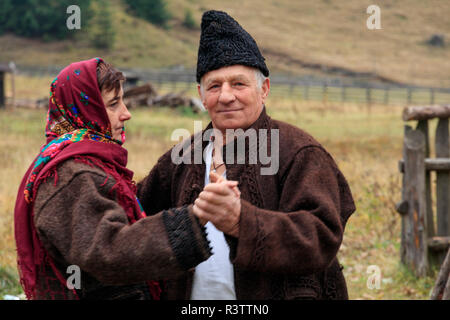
left=0, top=63, right=14, bottom=108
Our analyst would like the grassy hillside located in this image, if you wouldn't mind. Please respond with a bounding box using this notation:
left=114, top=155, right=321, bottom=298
left=0, top=0, right=449, bottom=87
left=0, top=0, right=450, bottom=87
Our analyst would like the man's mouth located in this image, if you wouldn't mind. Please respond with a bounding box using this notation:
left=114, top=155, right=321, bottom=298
left=218, top=108, right=243, bottom=113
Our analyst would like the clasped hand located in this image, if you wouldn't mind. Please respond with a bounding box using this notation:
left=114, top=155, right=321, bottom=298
left=193, top=172, right=241, bottom=237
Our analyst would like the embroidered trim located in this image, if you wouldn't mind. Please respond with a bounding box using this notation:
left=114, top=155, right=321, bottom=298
left=162, top=206, right=211, bottom=270
left=269, top=274, right=285, bottom=300
left=323, top=263, right=343, bottom=300
left=286, top=275, right=322, bottom=300
left=241, top=164, right=267, bottom=269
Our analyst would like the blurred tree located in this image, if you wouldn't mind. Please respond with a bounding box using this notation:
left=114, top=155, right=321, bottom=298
left=87, top=0, right=116, bottom=50
left=0, top=0, right=92, bottom=39
left=183, top=9, right=197, bottom=30
left=123, top=0, right=171, bottom=28
left=0, top=0, right=14, bottom=35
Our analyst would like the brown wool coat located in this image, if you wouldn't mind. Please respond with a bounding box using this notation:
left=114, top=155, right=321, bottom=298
left=33, top=160, right=212, bottom=299
left=137, top=108, right=356, bottom=300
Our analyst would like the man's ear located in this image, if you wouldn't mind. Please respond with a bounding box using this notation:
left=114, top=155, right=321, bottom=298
left=261, top=78, right=270, bottom=104
left=197, top=84, right=207, bottom=108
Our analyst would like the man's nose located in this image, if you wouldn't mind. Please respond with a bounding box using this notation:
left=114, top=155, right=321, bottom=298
left=218, top=83, right=236, bottom=104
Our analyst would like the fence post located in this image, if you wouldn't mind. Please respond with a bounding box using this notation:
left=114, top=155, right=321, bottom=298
left=0, top=71, right=4, bottom=108
left=400, top=125, right=412, bottom=267
left=401, top=127, right=429, bottom=277
left=435, top=118, right=450, bottom=235
left=366, top=86, right=372, bottom=113
left=430, top=248, right=450, bottom=299
left=303, top=85, right=309, bottom=101
left=366, top=86, right=372, bottom=104
left=407, top=87, right=413, bottom=104
left=341, top=85, right=346, bottom=102
left=416, top=120, right=435, bottom=240
left=430, top=88, right=435, bottom=105
left=157, top=73, right=162, bottom=89
left=10, top=62, right=16, bottom=108
left=322, top=82, right=328, bottom=104
left=172, top=74, right=177, bottom=91
left=384, top=86, right=390, bottom=105
left=434, top=118, right=450, bottom=266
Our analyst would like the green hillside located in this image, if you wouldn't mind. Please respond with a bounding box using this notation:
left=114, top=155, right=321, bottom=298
left=0, top=0, right=449, bottom=87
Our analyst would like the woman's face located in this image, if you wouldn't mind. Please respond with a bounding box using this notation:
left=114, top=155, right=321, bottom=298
left=101, top=85, right=131, bottom=142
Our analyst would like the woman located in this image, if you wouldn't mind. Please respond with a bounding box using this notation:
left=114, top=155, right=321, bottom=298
left=14, top=58, right=236, bottom=299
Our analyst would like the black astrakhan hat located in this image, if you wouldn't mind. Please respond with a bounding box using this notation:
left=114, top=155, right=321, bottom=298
left=196, top=10, right=269, bottom=83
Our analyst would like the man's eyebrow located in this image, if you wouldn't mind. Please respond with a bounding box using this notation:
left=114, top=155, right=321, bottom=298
left=204, top=77, right=221, bottom=87
left=205, top=74, right=249, bottom=86
left=231, top=74, right=248, bottom=82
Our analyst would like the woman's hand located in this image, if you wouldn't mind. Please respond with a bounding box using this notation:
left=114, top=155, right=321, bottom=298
left=209, top=171, right=241, bottom=197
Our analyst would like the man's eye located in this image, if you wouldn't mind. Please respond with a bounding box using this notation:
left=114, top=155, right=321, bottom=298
left=208, top=85, right=219, bottom=90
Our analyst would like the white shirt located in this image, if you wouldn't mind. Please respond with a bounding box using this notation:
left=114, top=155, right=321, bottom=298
left=190, top=141, right=237, bottom=300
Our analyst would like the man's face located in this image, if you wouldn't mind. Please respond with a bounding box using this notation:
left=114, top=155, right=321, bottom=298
left=198, top=65, right=270, bottom=133
left=102, top=85, right=131, bottom=142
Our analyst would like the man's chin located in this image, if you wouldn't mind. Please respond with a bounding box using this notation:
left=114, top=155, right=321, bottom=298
left=215, top=115, right=243, bottom=127
left=216, top=121, right=246, bottom=132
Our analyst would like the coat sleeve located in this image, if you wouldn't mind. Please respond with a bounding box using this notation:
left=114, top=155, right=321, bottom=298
left=227, top=146, right=356, bottom=275
left=136, top=150, right=174, bottom=216
left=34, top=168, right=211, bottom=286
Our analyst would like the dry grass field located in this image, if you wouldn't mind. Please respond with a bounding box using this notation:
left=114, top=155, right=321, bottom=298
left=0, top=75, right=440, bottom=298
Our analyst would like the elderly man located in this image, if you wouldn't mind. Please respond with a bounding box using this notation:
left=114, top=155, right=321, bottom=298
left=137, top=10, right=356, bottom=300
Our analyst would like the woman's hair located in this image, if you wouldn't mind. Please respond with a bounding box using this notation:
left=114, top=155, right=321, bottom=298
left=97, top=61, right=126, bottom=95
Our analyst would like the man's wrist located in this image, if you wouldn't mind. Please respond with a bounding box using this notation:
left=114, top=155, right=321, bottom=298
left=225, top=222, right=240, bottom=238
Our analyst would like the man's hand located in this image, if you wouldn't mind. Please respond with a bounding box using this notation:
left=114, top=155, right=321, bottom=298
left=193, top=172, right=241, bottom=237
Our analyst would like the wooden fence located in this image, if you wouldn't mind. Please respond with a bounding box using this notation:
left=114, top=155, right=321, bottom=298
left=397, top=105, right=450, bottom=277
left=12, top=65, right=450, bottom=107
left=131, top=70, right=450, bottom=106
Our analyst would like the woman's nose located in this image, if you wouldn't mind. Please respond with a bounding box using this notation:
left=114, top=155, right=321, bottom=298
left=120, top=103, right=132, bottom=121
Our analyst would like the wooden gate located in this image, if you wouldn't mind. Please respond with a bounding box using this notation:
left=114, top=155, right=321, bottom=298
left=397, top=105, right=450, bottom=277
